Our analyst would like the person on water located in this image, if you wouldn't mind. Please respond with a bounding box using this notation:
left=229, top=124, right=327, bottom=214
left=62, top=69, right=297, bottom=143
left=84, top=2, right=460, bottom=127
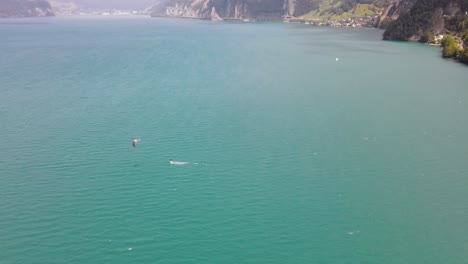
left=132, top=138, right=141, bottom=148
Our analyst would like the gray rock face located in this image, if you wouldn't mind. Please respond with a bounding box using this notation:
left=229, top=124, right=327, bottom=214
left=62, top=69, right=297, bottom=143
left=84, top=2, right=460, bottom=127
left=383, top=0, right=468, bottom=41
left=379, top=0, right=418, bottom=22
left=0, top=0, right=54, bottom=18
left=431, top=7, right=445, bottom=35
left=146, top=0, right=313, bottom=20
left=49, top=1, right=80, bottom=16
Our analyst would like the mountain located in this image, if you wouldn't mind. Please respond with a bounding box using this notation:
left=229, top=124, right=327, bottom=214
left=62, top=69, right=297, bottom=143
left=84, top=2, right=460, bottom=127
left=146, top=0, right=284, bottom=20
left=50, top=0, right=155, bottom=10
left=382, top=0, right=468, bottom=63
left=49, top=1, right=80, bottom=15
left=145, top=0, right=390, bottom=21
left=0, top=0, right=54, bottom=18
left=382, top=0, right=468, bottom=40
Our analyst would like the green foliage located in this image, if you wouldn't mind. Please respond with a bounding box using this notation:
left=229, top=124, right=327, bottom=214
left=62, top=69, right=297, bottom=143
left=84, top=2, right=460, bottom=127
left=420, top=31, right=435, bottom=43
left=441, top=34, right=455, bottom=46
left=459, top=48, right=468, bottom=63
left=455, top=19, right=468, bottom=47
left=442, top=44, right=458, bottom=58
left=208, top=0, right=286, bottom=17
left=441, top=34, right=461, bottom=58
left=341, top=0, right=358, bottom=12
left=459, top=18, right=468, bottom=31
left=302, top=0, right=387, bottom=19
left=462, top=29, right=468, bottom=47
left=352, top=4, right=376, bottom=16
left=328, top=0, right=389, bottom=15
left=328, top=6, right=344, bottom=15
left=445, top=16, right=468, bottom=32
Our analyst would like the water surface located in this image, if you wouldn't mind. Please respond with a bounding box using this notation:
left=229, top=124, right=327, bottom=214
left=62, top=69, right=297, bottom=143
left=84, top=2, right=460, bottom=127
left=1, top=17, right=468, bottom=264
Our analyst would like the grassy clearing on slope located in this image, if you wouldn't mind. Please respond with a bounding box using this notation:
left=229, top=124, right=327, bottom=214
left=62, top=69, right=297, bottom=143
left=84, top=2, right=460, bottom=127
left=350, top=4, right=381, bottom=17
left=301, top=2, right=384, bottom=20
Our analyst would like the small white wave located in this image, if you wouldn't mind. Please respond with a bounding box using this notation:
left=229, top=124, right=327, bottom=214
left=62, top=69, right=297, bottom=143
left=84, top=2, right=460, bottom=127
left=347, top=230, right=360, bottom=235
left=169, top=160, right=190, bottom=165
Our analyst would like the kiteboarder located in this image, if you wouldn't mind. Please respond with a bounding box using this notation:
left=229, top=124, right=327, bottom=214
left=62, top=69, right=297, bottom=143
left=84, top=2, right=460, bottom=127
left=132, top=138, right=141, bottom=148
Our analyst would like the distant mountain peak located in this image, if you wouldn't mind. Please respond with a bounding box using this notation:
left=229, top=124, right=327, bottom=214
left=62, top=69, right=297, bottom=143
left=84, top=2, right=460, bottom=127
left=0, top=0, right=54, bottom=18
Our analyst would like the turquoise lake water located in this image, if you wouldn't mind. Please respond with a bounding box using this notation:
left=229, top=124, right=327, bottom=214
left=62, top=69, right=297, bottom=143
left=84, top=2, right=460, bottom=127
left=1, top=16, right=468, bottom=264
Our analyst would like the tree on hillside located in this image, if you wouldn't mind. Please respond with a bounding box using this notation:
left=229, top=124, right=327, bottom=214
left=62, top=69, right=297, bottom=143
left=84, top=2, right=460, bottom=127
left=460, top=48, right=468, bottom=63
left=441, top=34, right=461, bottom=57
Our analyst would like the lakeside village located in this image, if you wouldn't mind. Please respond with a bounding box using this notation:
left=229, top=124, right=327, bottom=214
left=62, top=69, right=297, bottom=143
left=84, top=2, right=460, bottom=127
left=284, top=15, right=381, bottom=28
left=79, top=10, right=139, bottom=16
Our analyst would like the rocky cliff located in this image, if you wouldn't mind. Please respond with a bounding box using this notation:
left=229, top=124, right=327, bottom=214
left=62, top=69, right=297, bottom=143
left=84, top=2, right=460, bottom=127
left=146, top=0, right=385, bottom=21
left=49, top=1, right=80, bottom=16
left=382, top=0, right=468, bottom=40
left=147, top=0, right=287, bottom=20
left=0, top=0, right=54, bottom=18
left=378, top=0, right=417, bottom=27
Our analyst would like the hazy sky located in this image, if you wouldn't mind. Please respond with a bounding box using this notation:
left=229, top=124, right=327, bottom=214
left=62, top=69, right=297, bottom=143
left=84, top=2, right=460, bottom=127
left=54, top=0, right=157, bottom=9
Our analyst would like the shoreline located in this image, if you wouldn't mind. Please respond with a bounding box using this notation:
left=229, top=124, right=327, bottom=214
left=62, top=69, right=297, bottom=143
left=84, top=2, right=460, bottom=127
left=4, top=14, right=465, bottom=66
left=148, top=14, right=378, bottom=28
left=2, top=14, right=377, bottom=29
